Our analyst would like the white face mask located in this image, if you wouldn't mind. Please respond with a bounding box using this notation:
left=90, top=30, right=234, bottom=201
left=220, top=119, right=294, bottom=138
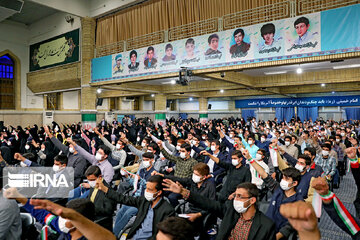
left=204, top=142, right=209, bottom=147
left=248, top=140, right=253, bottom=145
left=192, top=174, right=202, bottom=183
left=295, top=164, right=305, bottom=172
left=229, top=134, right=234, bottom=138
left=69, top=147, right=75, bottom=153
left=280, top=179, right=292, bottom=191
left=322, top=150, right=329, bottom=156
left=336, top=139, right=341, bottom=143
left=280, top=133, right=285, bottom=137
left=144, top=190, right=158, bottom=202
left=340, top=132, right=345, bottom=137
left=88, top=180, right=96, bottom=188
left=58, top=216, right=74, bottom=233
left=210, top=145, right=216, bottom=152
left=141, top=142, right=146, bottom=147
left=285, top=141, right=291, bottom=146
left=25, top=145, right=30, bottom=150
left=202, top=136, right=206, bottom=140
left=40, top=154, right=46, bottom=160
left=53, top=165, right=61, bottom=172
left=116, top=144, right=121, bottom=149
left=7, top=141, right=11, bottom=146
left=20, top=161, right=27, bottom=167
left=95, top=152, right=103, bottom=161
left=176, top=145, right=181, bottom=151
left=143, top=160, right=151, bottom=168
left=180, top=152, right=187, bottom=159
left=232, top=159, right=239, bottom=166
left=233, top=199, right=251, bottom=214
left=41, top=148, right=45, bottom=152
left=137, top=137, right=141, bottom=142
left=260, top=137, right=266, bottom=143
left=255, top=153, right=262, bottom=161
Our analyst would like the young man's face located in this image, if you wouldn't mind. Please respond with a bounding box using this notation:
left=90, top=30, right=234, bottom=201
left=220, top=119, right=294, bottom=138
left=130, top=54, right=137, bottom=64
left=209, top=38, right=219, bottom=51
left=263, top=33, right=274, bottom=45
left=116, top=59, right=121, bottom=67
left=234, top=32, right=244, bottom=45
left=185, top=43, right=195, bottom=57
left=295, top=22, right=309, bottom=37
left=147, top=50, right=154, bottom=60
left=165, top=48, right=173, bottom=57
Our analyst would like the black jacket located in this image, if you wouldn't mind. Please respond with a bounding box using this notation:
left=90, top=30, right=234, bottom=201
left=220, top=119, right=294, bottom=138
left=187, top=191, right=276, bottom=240
left=106, top=188, right=175, bottom=239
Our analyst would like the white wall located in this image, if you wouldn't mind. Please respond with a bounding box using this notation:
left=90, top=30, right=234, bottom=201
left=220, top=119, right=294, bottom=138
left=143, top=100, right=153, bottom=111
left=121, top=100, right=132, bottom=110
left=208, top=100, right=229, bottom=110
left=97, top=98, right=109, bottom=110
left=179, top=101, right=199, bottom=111
left=63, top=91, right=79, bottom=109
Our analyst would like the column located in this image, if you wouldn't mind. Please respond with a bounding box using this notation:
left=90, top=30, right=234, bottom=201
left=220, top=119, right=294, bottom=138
left=80, top=17, right=97, bottom=129
left=139, top=96, right=145, bottom=111
left=154, top=94, right=166, bottom=126
left=199, top=97, right=208, bottom=123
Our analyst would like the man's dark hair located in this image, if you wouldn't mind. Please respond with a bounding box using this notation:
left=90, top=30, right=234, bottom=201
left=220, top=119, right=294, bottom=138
left=291, top=135, right=298, bottom=141
left=233, top=28, right=245, bottom=38
left=98, top=145, right=111, bottom=156
left=165, top=43, right=173, bottom=50
left=247, top=134, right=255, bottom=141
left=193, top=162, right=210, bottom=176
left=294, top=16, right=310, bottom=27
left=148, top=175, right=163, bottom=192
left=129, top=50, right=137, bottom=58
left=260, top=23, right=275, bottom=37
left=180, top=143, right=192, bottom=153
left=148, top=142, right=158, bottom=151
left=23, top=153, right=36, bottom=162
left=282, top=167, right=301, bottom=188
left=185, top=38, right=195, bottom=46
left=321, top=143, right=332, bottom=150
left=142, top=152, right=154, bottom=159
left=231, top=150, right=243, bottom=158
left=211, top=140, right=220, bottom=146
left=85, top=165, right=101, bottom=177
left=147, top=46, right=154, bottom=54
left=258, top=148, right=266, bottom=156
left=303, top=130, right=310, bottom=136
left=284, top=136, right=292, bottom=141
left=237, top=182, right=259, bottom=199
left=298, top=154, right=311, bottom=166
left=156, top=217, right=194, bottom=240
left=304, top=147, right=317, bottom=157
left=208, top=34, right=219, bottom=44
left=66, top=199, right=95, bottom=221
left=54, top=154, right=68, bottom=165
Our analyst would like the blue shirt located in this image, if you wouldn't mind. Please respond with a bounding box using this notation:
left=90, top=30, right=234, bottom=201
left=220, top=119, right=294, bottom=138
left=133, top=199, right=161, bottom=239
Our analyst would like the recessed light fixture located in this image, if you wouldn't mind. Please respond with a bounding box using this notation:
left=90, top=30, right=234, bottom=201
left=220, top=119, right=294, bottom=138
left=321, top=83, right=326, bottom=87
left=264, top=71, right=287, bottom=75
left=151, top=94, right=155, bottom=97
left=296, top=67, right=303, bottom=74
left=170, top=80, right=176, bottom=84
left=220, top=89, right=224, bottom=93
left=96, top=88, right=102, bottom=94
left=333, top=64, right=360, bottom=70
left=189, top=97, right=193, bottom=101
left=332, top=91, right=335, bottom=94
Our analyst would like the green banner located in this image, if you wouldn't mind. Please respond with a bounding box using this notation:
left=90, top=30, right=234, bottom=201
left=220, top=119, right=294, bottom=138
left=199, top=113, right=208, bottom=118
left=30, top=29, right=80, bottom=72
left=155, top=113, right=166, bottom=120
left=82, top=113, right=96, bottom=122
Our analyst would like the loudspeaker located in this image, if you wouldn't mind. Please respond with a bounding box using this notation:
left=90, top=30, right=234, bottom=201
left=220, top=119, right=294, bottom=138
left=0, top=121, right=3, bottom=130
left=96, top=98, right=103, bottom=106
left=166, top=100, right=172, bottom=108
left=208, top=104, right=212, bottom=110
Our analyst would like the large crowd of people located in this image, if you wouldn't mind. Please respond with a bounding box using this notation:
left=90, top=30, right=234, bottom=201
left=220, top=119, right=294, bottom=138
left=1, top=116, right=360, bottom=240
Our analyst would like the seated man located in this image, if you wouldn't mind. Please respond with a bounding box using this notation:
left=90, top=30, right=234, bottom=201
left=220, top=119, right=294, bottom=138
left=201, top=150, right=251, bottom=202
left=314, top=143, right=336, bottom=181
left=245, top=149, right=303, bottom=239
left=96, top=175, right=175, bottom=239
left=67, top=138, right=114, bottom=184
left=249, top=149, right=269, bottom=190
left=156, top=162, right=216, bottom=237
left=156, top=217, right=195, bottom=240
left=0, top=174, right=21, bottom=240
left=163, top=180, right=276, bottom=240
left=113, top=152, right=156, bottom=237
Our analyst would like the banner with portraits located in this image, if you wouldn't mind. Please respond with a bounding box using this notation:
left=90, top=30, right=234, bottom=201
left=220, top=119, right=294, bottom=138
left=92, top=4, right=360, bottom=83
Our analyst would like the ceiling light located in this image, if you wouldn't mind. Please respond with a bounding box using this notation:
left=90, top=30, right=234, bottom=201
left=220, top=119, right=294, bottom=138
left=96, top=88, right=102, bottom=94
left=296, top=68, right=303, bottom=74
left=189, top=97, right=193, bottom=101
left=170, top=80, right=176, bottom=84
left=220, top=89, right=224, bottom=93
left=332, top=91, right=335, bottom=94
left=264, top=71, right=287, bottom=75
left=333, top=64, right=360, bottom=70
left=151, top=94, right=155, bottom=97
left=321, top=83, right=326, bottom=87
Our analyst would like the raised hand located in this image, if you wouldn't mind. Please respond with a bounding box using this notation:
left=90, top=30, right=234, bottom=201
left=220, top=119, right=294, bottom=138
left=162, top=179, right=182, bottom=194
left=311, top=177, right=329, bottom=196
left=345, top=147, right=357, bottom=159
